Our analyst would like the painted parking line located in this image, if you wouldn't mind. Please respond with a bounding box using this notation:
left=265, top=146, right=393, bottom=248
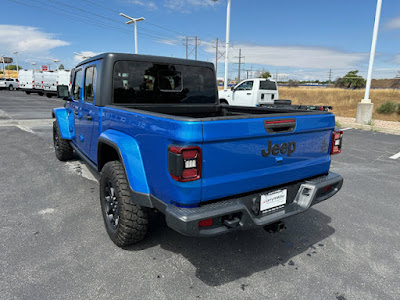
left=389, top=151, right=400, bottom=160
left=340, top=128, right=352, bottom=131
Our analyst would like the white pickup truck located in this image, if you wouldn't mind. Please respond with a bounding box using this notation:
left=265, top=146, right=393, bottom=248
left=219, top=78, right=280, bottom=107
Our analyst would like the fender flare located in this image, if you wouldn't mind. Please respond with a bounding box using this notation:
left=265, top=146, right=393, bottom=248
left=219, top=98, right=229, bottom=105
left=97, top=130, right=151, bottom=206
left=52, top=108, right=74, bottom=140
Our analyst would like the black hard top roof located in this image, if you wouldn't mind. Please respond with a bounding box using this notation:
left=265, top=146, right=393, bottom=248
left=76, top=52, right=214, bottom=69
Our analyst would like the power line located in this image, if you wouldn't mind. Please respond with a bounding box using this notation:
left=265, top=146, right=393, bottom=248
left=81, top=0, right=187, bottom=37
left=9, top=0, right=180, bottom=43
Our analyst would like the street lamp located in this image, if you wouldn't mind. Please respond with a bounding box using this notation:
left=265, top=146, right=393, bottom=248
left=50, top=58, right=60, bottom=70
left=356, top=0, right=382, bottom=124
left=0, top=55, right=5, bottom=79
left=120, top=13, right=145, bottom=54
left=13, top=51, right=19, bottom=77
left=74, top=52, right=90, bottom=60
left=214, top=0, right=231, bottom=90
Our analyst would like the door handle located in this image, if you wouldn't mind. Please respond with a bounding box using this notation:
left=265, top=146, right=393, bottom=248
left=84, top=115, right=92, bottom=120
left=247, top=93, right=251, bottom=95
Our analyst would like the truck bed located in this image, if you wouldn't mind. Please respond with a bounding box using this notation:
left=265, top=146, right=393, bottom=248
left=108, top=104, right=330, bottom=121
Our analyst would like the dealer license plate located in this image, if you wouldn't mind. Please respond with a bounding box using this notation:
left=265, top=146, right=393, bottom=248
left=260, top=189, right=287, bottom=212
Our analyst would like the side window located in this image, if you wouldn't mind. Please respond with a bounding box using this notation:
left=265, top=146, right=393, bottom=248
left=236, top=81, right=253, bottom=91
left=72, top=69, right=82, bottom=100
left=84, top=66, right=97, bottom=103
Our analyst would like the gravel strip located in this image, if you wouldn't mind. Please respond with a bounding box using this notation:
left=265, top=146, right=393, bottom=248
left=336, top=116, right=400, bottom=135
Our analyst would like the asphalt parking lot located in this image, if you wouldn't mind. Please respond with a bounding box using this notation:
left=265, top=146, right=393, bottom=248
left=0, top=90, right=399, bottom=300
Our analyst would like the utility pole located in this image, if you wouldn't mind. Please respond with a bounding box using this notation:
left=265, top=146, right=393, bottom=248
left=195, top=36, right=198, bottom=60
left=120, top=13, right=145, bottom=54
left=328, top=69, right=332, bottom=84
left=275, top=71, right=278, bottom=81
left=212, top=37, right=226, bottom=77
left=184, top=36, right=200, bottom=60
left=234, top=49, right=244, bottom=82
left=185, top=36, right=188, bottom=59
left=215, top=38, right=218, bottom=75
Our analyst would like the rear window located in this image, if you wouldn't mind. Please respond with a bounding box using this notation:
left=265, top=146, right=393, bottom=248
left=113, top=61, right=216, bottom=104
left=259, top=80, right=277, bottom=90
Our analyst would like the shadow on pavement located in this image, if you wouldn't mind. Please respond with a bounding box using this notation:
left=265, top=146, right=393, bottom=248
left=125, top=207, right=334, bottom=286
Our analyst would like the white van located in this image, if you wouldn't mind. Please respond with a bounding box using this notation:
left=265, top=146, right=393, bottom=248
left=43, top=70, right=71, bottom=97
left=18, top=70, right=44, bottom=95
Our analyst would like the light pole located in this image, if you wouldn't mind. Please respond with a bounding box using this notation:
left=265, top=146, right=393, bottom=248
left=50, top=59, right=60, bottom=70
left=356, top=0, right=382, bottom=124
left=120, top=13, right=145, bottom=54
left=224, top=0, right=231, bottom=90
left=0, top=55, right=5, bottom=79
left=13, top=51, right=19, bottom=78
left=214, top=0, right=231, bottom=90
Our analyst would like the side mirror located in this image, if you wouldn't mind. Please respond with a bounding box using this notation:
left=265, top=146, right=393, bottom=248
left=231, top=86, right=235, bottom=91
left=57, top=85, right=69, bottom=100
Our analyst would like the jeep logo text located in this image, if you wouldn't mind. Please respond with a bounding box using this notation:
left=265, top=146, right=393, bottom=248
left=261, top=141, right=296, bottom=157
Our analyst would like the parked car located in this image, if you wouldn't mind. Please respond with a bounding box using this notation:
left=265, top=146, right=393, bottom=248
left=52, top=53, right=343, bottom=247
left=0, top=78, right=19, bottom=90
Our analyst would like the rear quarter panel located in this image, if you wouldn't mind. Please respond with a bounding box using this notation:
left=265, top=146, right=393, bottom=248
left=102, top=107, right=203, bottom=207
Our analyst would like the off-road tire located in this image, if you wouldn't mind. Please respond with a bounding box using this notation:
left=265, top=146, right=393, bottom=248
left=100, top=161, right=148, bottom=247
left=53, top=121, right=73, bottom=161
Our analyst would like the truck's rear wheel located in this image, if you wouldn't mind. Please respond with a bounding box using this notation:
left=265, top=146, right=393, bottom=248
left=25, top=91, right=30, bottom=95
left=8, top=85, right=14, bottom=91
left=53, top=121, right=73, bottom=161
left=100, top=161, right=148, bottom=247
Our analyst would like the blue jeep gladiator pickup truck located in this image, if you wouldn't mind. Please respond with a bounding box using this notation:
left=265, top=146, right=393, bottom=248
left=52, top=53, right=343, bottom=247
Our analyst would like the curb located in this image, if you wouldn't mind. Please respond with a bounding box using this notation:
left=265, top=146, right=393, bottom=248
left=338, top=122, right=400, bottom=136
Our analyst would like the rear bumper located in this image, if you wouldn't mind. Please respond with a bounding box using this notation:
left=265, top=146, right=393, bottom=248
left=153, top=172, right=343, bottom=237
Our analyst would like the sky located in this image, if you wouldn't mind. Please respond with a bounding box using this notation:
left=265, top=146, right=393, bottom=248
left=1, top=0, right=400, bottom=81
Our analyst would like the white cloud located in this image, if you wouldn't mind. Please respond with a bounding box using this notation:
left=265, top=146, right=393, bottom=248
left=385, top=17, right=400, bottom=30
left=74, top=51, right=100, bottom=63
left=164, top=0, right=219, bottom=13
left=0, top=25, right=69, bottom=53
left=393, top=54, right=400, bottom=64
left=157, top=38, right=181, bottom=46
left=204, top=43, right=367, bottom=69
left=125, top=0, right=157, bottom=10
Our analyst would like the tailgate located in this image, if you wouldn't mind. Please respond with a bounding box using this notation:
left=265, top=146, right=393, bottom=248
left=201, top=113, right=335, bottom=202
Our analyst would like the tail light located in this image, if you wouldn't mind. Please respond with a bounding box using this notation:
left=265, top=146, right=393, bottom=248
left=168, top=146, right=201, bottom=182
left=331, top=130, right=343, bottom=155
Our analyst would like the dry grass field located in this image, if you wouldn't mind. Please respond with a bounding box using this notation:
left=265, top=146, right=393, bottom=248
left=279, top=87, right=400, bottom=122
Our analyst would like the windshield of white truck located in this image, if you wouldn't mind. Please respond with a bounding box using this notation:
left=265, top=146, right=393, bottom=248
left=113, top=61, right=217, bottom=104
left=259, top=80, right=277, bottom=90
